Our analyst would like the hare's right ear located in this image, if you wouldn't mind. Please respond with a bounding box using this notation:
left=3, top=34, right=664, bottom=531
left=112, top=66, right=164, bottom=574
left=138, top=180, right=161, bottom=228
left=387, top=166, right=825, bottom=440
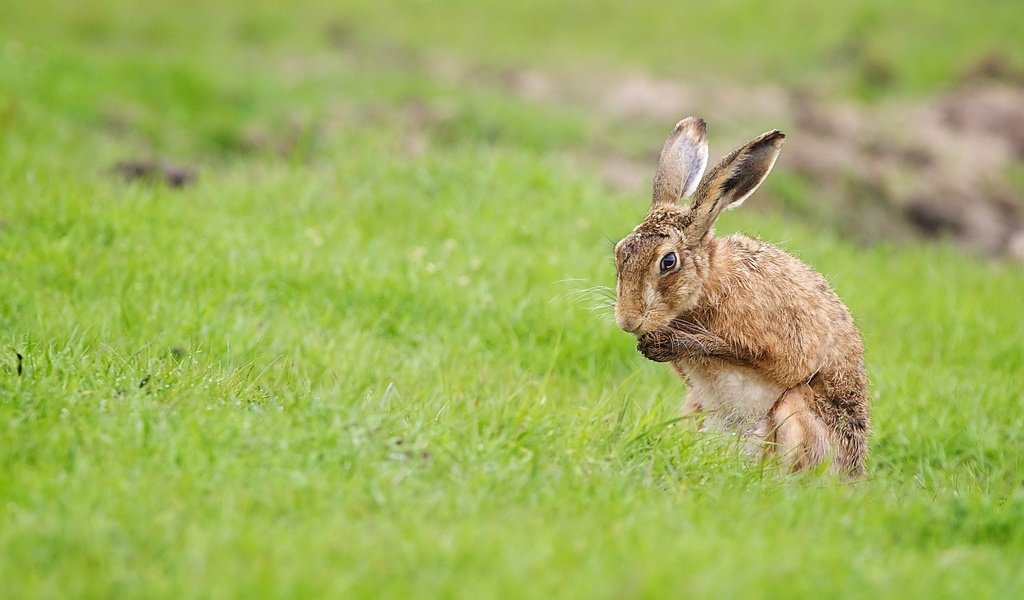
left=651, top=117, right=709, bottom=208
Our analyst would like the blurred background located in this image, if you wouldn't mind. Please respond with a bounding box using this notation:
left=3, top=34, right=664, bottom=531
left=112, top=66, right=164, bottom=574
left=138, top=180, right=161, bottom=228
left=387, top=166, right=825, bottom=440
left=4, top=0, right=1023, bottom=259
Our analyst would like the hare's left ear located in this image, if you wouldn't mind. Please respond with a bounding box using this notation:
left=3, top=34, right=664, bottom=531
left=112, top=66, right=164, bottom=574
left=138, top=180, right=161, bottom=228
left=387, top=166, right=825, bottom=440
left=687, top=129, right=785, bottom=239
left=652, top=117, right=709, bottom=207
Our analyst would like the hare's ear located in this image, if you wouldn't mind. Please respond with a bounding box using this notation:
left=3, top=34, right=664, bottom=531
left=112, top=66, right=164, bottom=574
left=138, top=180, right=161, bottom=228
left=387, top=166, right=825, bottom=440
left=652, top=117, right=709, bottom=207
left=688, top=129, right=785, bottom=239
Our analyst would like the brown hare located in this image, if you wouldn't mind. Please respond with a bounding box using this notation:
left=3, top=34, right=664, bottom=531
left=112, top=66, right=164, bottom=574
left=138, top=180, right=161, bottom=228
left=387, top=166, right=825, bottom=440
left=614, top=117, right=870, bottom=477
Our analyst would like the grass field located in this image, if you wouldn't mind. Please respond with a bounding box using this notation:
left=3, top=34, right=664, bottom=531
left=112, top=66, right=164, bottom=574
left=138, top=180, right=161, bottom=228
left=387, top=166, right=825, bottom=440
left=2, top=1, right=1024, bottom=598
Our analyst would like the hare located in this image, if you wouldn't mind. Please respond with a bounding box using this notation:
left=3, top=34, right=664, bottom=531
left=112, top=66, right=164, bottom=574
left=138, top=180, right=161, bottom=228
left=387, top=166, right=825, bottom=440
left=614, top=117, right=870, bottom=477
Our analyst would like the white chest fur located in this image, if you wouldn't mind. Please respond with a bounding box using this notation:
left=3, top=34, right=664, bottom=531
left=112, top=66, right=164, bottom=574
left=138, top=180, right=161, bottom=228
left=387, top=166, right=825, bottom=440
left=684, top=365, right=784, bottom=431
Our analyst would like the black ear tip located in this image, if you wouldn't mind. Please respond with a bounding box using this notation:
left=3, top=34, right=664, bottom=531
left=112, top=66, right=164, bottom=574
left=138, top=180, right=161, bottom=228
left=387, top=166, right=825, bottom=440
left=674, top=116, right=707, bottom=137
left=753, top=129, right=786, bottom=150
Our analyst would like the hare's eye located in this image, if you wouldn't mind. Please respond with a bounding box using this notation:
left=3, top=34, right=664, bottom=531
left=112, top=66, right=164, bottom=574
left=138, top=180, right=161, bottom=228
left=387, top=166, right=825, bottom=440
left=659, top=252, right=677, bottom=273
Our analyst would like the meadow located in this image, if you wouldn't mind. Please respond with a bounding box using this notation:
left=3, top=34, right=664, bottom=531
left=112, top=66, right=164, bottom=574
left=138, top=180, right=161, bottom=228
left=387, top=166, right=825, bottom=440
left=2, top=1, right=1023, bottom=597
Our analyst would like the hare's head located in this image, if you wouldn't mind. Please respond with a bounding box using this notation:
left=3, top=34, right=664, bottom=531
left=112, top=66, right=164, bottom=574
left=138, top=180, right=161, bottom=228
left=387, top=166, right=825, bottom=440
left=614, top=118, right=785, bottom=335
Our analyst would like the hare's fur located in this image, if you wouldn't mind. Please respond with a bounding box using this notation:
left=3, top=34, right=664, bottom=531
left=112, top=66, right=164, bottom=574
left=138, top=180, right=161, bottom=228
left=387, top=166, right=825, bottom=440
left=614, top=118, right=870, bottom=476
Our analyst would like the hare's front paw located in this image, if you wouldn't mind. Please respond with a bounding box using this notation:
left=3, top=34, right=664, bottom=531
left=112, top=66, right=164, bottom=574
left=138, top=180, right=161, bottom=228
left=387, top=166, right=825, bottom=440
left=637, top=329, right=677, bottom=362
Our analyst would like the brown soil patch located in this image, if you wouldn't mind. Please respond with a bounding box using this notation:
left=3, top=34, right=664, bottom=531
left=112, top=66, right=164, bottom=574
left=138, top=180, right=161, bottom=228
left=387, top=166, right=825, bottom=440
left=416, top=51, right=1024, bottom=262
left=114, top=160, right=197, bottom=188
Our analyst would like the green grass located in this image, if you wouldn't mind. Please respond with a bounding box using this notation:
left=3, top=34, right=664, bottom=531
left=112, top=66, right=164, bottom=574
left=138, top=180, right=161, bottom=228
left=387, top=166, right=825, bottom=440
left=2, top=1, right=1024, bottom=598
left=334, top=0, right=1024, bottom=95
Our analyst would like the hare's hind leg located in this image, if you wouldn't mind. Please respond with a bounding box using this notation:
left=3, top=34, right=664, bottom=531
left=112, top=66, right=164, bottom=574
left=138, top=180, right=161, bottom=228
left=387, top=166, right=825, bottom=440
left=767, top=384, right=830, bottom=472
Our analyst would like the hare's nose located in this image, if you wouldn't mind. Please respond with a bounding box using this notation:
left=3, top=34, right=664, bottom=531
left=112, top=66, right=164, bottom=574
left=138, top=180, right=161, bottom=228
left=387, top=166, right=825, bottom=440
left=616, top=314, right=645, bottom=334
